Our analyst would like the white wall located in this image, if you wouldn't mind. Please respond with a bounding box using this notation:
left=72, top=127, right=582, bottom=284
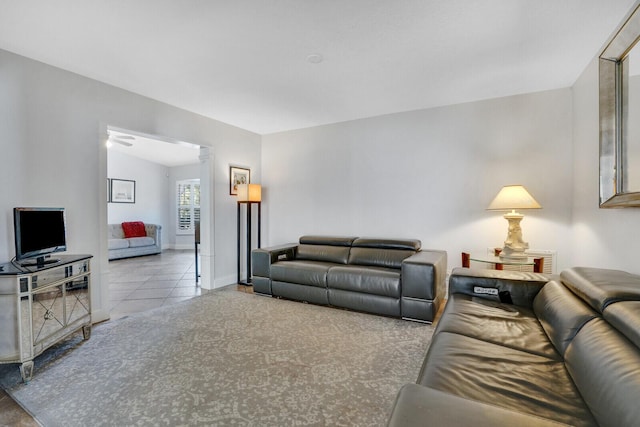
left=0, top=48, right=261, bottom=322
left=0, top=58, right=26, bottom=253
left=571, top=56, right=640, bottom=273
left=262, top=88, right=574, bottom=271
left=107, top=151, right=170, bottom=234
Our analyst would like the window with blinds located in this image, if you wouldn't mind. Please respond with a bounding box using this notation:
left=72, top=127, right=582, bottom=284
left=177, top=179, right=200, bottom=234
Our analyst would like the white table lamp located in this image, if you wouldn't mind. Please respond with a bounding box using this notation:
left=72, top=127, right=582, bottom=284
left=487, top=185, right=541, bottom=259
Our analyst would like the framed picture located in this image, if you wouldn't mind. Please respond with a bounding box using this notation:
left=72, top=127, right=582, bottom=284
left=110, top=179, right=136, bottom=203
left=230, top=166, right=250, bottom=195
left=107, top=178, right=111, bottom=202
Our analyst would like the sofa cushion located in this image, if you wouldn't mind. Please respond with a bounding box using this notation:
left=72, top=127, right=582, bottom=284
left=270, top=260, right=333, bottom=288
left=108, top=239, right=129, bottom=250
left=564, top=318, right=640, bottom=427
left=533, top=280, right=597, bottom=356
left=434, top=293, right=559, bottom=359
left=127, top=236, right=156, bottom=248
left=297, top=244, right=351, bottom=264
left=327, top=265, right=401, bottom=298
left=122, top=221, right=147, bottom=238
left=348, top=247, right=415, bottom=269
left=418, top=332, right=597, bottom=426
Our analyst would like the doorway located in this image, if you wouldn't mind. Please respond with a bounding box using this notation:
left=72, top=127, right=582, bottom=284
left=103, top=126, right=214, bottom=319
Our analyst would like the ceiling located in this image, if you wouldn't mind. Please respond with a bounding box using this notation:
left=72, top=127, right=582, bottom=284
left=0, top=1, right=637, bottom=135
left=108, top=129, right=200, bottom=167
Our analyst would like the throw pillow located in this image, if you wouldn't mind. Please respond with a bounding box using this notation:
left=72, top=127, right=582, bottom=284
left=122, top=221, right=146, bottom=238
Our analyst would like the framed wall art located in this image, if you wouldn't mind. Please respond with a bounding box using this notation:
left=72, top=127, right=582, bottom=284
left=230, top=166, right=250, bottom=195
left=110, top=179, right=136, bottom=203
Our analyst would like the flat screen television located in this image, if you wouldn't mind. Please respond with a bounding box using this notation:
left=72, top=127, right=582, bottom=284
left=14, top=207, right=67, bottom=266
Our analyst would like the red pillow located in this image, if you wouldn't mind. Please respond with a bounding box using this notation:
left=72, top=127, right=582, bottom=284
left=122, top=221, right=146, bottom=238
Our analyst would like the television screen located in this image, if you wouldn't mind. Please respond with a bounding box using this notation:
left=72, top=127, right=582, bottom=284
left=14, top=207, right=67, bottom=263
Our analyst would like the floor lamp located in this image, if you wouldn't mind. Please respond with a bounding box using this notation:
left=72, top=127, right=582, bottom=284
left=194, top=220, right=200, bottom=283
left=236, top=184, right=261, bottom=285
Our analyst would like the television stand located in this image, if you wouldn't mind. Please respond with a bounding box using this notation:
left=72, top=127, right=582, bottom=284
left=0, top=254, right=92, bottom=382
left=19, top=256, right=60, bottom=267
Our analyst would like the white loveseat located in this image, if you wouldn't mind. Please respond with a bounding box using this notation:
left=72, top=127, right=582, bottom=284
left=108, top=223, right=162, bottom=260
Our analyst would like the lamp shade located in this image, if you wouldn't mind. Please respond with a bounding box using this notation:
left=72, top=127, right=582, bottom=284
left=487, top=185, right=541, bottom=210
left=237, top=184, right=262, bottom=202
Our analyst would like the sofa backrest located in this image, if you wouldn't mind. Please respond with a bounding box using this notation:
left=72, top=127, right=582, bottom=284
left=294, top=236, right=421, bottom=269
left=604, top=301, right=640, bottom=351
left=348, top=238, right=420, bottom=269
left=559, top=267, right=640, bottom=312
left=296, top=236, right=357, bottom=264
left=550, top=268, right=640, bottom=427
left=108, top=223, right=160, bottom=240
left=533, top=280, right=597, bottom=356
left=108, top=224, right=125, bottom=239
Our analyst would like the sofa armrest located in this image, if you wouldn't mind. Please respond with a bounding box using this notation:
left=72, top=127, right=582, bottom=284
left=449, top=267, right=551, bottom=307
left=145, top=224, right=162, bottom=248
left=401, top=250, right=447, bottom=301
left=252, top=243, right=298, bottom=278
left=387, top=384, right=569, bottom=427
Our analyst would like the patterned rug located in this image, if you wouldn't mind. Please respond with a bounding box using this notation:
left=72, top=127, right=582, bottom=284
left=0, top=289, right=433, bottom=426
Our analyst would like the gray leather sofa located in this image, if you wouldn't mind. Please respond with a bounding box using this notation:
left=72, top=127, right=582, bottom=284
left=251, top=236, right=447, bottom=322
left=107, top=223, right=162, bottom=260
left=387, top=266, right=640, bottom=426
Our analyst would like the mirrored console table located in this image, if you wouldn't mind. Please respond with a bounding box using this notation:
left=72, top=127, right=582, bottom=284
left=0, top=254, right=92, bottom=382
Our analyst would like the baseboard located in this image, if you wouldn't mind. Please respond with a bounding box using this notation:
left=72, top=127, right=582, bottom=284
left=166, top=244, right=194, bottom=250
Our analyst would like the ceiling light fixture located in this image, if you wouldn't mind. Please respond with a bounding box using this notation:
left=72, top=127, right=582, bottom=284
left=107, top=133, right=135, bottom=147
left=115, top=139, right=133, bottom=147
left=107, top=138, right=133, bottom=147
left=306, top=53, right=323, bottom=64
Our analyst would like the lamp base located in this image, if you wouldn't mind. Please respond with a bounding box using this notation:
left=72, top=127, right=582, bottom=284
left=499, top=211, right=529, bottom=259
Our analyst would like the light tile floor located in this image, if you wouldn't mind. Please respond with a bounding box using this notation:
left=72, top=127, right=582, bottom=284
left=0, top=391, right=39, bottom=427
left=108, top=249, right=205, bottom=320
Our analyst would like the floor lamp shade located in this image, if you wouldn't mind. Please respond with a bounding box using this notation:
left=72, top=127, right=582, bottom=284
left=487, top=185, right=541, bottom=259
left=236, top=184, right=261, bottom=202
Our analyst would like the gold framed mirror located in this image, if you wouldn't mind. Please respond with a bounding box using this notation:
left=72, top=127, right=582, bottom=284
left=600, top=4, right=640, bottom=207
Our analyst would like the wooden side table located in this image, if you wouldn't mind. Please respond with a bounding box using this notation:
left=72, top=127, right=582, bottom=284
left=462, top=252, right=544, bottom=273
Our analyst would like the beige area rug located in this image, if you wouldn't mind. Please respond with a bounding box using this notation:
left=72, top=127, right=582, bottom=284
left=0, top=289, right=433, bottom=426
